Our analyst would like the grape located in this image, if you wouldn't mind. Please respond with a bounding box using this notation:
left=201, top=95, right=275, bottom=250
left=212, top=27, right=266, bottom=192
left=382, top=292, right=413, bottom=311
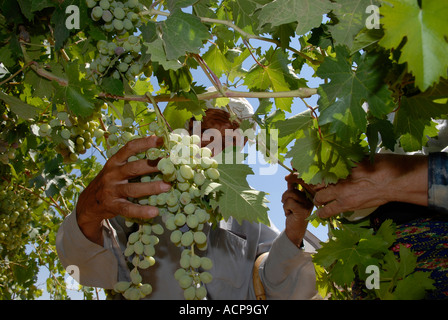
left=200, top=257, right=213, bottom=270
left=196, top=286, right=207, bottom=300
left=184, top=286, right=196, bottom=300
left=113, top=7, right=126, bottom=20
left=99, top=0, right=110, bottom=10
left=170, top=229, right=182, bottom=244
left=60, top=128, right=71, bottom=140
left=174, top=212, right=186, bottom=227
left=102, top=10, right=113, bottom=22
left=179, top=255, right=190, bottom=269
left=194, top=231, right=207, bottom=245
left=178, top=275, right=193, bottom=289
left=174, top=268, right=186, bottom=281
left=86, top=0, right=97, bottom=8
left=139, top=283, right=152, bottom=296
left=206, top=167, right=220, bottom=180
left=179, top=165, right=194, bottom=180
left=133, top=240, right=144, bottom=255
left=181, top=231, right=194, bottom=247
left=91, top=6, right=103, bottom=20
left=186, top=215, right=199, bottom=229
left=123, top=19, right=133, bottom=31
left=127, top=0, right=139, bottom=8
left=189, top=255, right=201, bottom=269
left=200, top=272, right=213, bottom=284
left=113, top=19, right=124, bottom=31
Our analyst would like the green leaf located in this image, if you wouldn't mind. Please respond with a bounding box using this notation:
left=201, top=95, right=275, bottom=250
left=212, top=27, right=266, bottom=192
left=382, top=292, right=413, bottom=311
left=161, top=9, right=210, bottom=60
left=228, top=0, right=264, bottom=34
left=145, top=39, right=183, bottom=71
left=327, top=0, right=380, bottom=48
left=379, top=0, right=448, bottom=91
left=101, top=77, right=124, bottom=96
left=286, top=126, right=365, bottom=184
left=313, top=225, right=386, bottom=286
left=395, top=95, right=448, bottom=152
left=64, top=86, right=95, bottom=117
left=202, top=44, right=231, bottom=79
left=0, top=91, right=38, bottom=120
left=378, top=245, right=435, bottom=300
left=201, top=163, right=270, bottom=226
left=244, top=48, right=306, bottom=112
left=274, top=109, right=314, bottom=138
left=257, top=0, right=337, bottom=35
left=317, top=46, right=394, bottom=139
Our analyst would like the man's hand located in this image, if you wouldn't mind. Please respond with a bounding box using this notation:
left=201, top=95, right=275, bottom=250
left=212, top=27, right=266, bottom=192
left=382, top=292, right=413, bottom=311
left=282, top=173, right=314, bottom=246
left=297, top=153, right=428, bottom=219
left=76, top=136, right=172, bottom=245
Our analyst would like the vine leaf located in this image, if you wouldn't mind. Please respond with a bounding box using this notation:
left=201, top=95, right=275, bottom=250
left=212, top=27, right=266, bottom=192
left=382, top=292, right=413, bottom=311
left=285, top=127, right=365, bottom=185
left=313, top=222, right=391, bottom=286
left=395, top=94, right=448, bottom=152
left=256, top=0, right=338, bottom=36
left=161, top=9, right=210, bottom=60
left=244, top=48, right=307, bottom=112
left=0, top=91, right=38, bottom=120
left=145, top=39, right=183, bottom=71
left=201, top=162, right=270, bottom=226
left=316, top=45, right=394, bottom=140
left=379, top=0, right=448, bottom=91
left=327, top=0, right=380, bottom=49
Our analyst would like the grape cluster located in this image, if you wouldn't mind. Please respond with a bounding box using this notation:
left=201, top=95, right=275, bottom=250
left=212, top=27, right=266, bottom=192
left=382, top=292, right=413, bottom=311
left=0, top=181, right=38, bottom=252
left=87, top=0, right=144, bottom=80
left=37, top=111, right=104, bottom=163
left=0, top=113, right=19, bottom=165
left=108, top=120, right=220, bottom=300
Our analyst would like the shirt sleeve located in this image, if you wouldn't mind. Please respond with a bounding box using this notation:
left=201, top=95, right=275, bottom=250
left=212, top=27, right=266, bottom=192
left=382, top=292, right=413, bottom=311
left=428, top=152, right=448, bottom=214
left=55, top=209, right=128, bottom=289
left=258, top=229, right=317, bottom=299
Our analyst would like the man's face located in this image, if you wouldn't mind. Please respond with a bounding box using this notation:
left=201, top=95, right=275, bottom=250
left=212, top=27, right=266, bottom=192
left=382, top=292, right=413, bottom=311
left=188, top=109, right=245, bottom=156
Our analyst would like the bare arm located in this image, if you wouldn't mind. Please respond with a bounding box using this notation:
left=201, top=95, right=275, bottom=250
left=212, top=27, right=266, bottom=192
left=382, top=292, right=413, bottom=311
left=299, top=153, right=428, bottom=219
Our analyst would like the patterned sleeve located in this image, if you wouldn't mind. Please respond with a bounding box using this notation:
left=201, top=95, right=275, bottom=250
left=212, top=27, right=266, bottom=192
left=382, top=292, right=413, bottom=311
left=428, top=152, right=448, bottom=214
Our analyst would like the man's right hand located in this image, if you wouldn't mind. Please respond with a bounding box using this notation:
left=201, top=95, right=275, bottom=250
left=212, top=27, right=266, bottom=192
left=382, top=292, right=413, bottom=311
left=76, top=136, right=172, bottom=245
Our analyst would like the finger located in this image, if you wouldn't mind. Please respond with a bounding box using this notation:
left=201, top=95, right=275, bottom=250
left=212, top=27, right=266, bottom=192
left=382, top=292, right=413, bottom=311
left=116, top=180, right=171, bottom=199
left=112, top=136, right=163, bottom=164
left=119, top=158, right=161, bottom=179
left=282, top=189, right=307, bottom=204
left=297, top=179, right=327, bottom=197
left=283, top=197, right=313, bottom=217
left=285, top=172, right=299, bottom=187
left=113, top=199, right=160, bottom=220
left=313, top=186, right=337, bottom=207
left=283, top=198, right=297, bottom=217
left=315, top=200, right=345, bottom=219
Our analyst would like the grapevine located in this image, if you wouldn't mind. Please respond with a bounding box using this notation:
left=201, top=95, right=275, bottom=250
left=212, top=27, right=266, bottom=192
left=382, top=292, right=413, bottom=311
left=0, top=0, right=447, bottom=301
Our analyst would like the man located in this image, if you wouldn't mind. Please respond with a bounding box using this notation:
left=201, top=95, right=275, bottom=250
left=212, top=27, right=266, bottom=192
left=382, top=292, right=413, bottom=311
left=56, top=96, right=319, bottom=300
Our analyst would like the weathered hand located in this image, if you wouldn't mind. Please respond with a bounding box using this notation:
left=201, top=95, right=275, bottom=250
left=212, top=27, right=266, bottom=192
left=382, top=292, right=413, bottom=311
left=76, top=136, right=172, bottom=245
left=297, top=153, right=428, bottom=219
left=282, top=173, right=314, bottom=246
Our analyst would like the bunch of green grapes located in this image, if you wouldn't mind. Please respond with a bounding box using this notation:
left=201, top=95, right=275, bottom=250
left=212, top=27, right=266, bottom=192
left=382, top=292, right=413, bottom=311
left=87, top=0, right=145, bottom=80
left=0, top=180, right=40, bottom=253
left=0, top=112, right=20, bottom=165
left=107, top=119, right=219, bottom=300
left=38, top=111, right=104, bottom=163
